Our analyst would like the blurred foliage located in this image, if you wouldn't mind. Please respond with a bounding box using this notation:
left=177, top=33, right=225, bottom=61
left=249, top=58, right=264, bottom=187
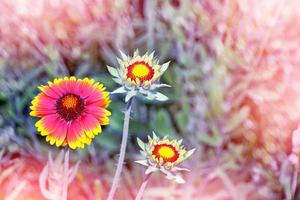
left=1, top=0, right=300, bottom=199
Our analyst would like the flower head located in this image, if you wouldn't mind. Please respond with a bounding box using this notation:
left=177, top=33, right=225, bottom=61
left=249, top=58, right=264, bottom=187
left=107, top=50, right=171, bottom=102
left=135, top=132, right=195, bottom=184
left=30, top=77, right=111, bottom=149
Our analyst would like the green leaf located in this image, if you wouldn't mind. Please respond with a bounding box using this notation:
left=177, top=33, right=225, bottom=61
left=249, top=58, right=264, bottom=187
left=175, top=99, right=190, bottom=132
left=148, top=51, right=155, bottom=60
left=173, top=175, right=185, bottom=184
left=125, top=90, right=137, bottom=102
left=150, top=84, right=171, bottom=90
left=145, top=92, right=156, bottom=100
left=133, top=49, right=140, bottom=57
left=145, top=166, right=158, bottom=174
left=135, top=160, right=148, bottom=166
left=177, top=139, right=183, bottom=145
left=160, top=61, right=170, bottom=75
left=96, top=132, right=120, bottom=151
left=94, top=75, right=115, bottom=88
left=150, top=110, right=175, bottom=137
left=208, top=77, right=223, bottom=116
left=137, top=137, right=145, bottom=150
left=152, top=131, right=158, bottom=140
left=108, top=102, right=124, bottom=131
left=106, top=65, right=119, bottom=77
left=197, top=132, right=221, bottom=147
left=130, top=119, right=149, bottom=133
left=155, top=92, right=168, bottom=101
left=112, top=77, right=122, bottom=84
left=185, top=148, right=196, bottom=159
left=223, top=106, right=250, bottom=133
left=111, top=86, right=127, bottom=94
left=120, top=51, right=128, bottom=60
left=116, top=57, right=123, bottom=65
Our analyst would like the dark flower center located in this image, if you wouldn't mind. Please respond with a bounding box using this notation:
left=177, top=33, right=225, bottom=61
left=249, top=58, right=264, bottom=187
left=56, top=93, right=85, bottom=121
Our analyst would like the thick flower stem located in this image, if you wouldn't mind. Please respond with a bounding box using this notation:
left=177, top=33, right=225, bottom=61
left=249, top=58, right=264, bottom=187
left=135, top=173, right=152, bottom=200
left=107, top=98, right=133, bottom=200
left=62, top=148, right=70, bottom=200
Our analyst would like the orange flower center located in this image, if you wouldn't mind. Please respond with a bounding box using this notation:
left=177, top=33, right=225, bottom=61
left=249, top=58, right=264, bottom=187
left=126, top=61, right=154, bottom=83
left=62, top=95, right=79, bottom=109
left=56, top=93, right=85, bottom=121
left=152, top=143, right=179, bottom=163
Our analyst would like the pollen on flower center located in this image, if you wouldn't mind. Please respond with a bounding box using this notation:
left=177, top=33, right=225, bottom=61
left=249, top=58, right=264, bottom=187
left=62, top=95, right=79, bottom=109
left=132, top=64, right=150, bottom=77
left=126, top=61, right=154, bottom=83
left=158, top=146, right=175, bottom=158
left=152, top=144, right=179, bottom=163
left=56, top=93, right=85, bottom=121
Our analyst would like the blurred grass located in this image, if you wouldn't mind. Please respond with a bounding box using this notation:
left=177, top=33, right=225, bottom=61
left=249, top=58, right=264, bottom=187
left=1, top=0, right=300, bottom=199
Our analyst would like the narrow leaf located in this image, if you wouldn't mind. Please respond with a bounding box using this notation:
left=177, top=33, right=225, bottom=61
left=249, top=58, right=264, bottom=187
left=150, top=84, right=171, bottom=90
left=149, top=51, right=155, bottom=60
left=146, top=92, right=156, bottom=100
left=152, top=131, right=158, bottom=140
left=120, top=51, right=128, bottom=60
left=135, top=160, right=148, bottom=166
left=160, top=61, right=170, bottom=74
left=155, top=92, right=168, bottom=101
left=112, top=77, right=122, bottom=84
left=117, top=57, right=123, bottom=65
left=172, top=166, right=190, bottom=172
left=111, top=86, right=127, bottom=94
left=174, top=175, right=185, bottom=184
left=145, top=166, right=158, bottom=174
left=185, top=148, right=196, bottom=159
left=223, top=106, right=250, bottom=133
left=137, top=137, right=145, bottom=150
left=133, top=49, right=140, bottom=57
left=106, top=65, right=119, bottom=77
left=125, top=90, right=137, bottom=102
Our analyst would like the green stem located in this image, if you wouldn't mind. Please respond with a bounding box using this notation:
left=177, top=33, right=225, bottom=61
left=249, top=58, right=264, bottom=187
left=135, top=173, right=152, bottom=200
left=107, top=98, right=133, bottom=200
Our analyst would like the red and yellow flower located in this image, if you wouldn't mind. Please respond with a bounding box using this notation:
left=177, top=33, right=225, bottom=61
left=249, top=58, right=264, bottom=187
left=30, top=77, right=111, bottom=149
left=149, top=139, right=186, bottom=168
left=124, top=58, right=158, bottom=86
left=135, top=132, right=195, bottom=184
left=107, top=50, right=170, bottom=102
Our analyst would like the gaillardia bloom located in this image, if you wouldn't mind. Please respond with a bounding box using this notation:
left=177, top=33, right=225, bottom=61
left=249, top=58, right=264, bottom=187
left=135, top=132, right=195, bottom=184
left=107, top=50, right=170, bottom=102
left=30, top=77, right=111, bottom=149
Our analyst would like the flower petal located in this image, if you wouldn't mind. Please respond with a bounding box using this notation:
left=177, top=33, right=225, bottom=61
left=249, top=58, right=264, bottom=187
left=81, top=114, right=102, bottom=139
left=67, top=119, right=84, bottom=149
left=50, top=119, right=68, bottom=147
left=85, top=106, right=111, bottom=124
left=30, top=94, right=56, bottom=117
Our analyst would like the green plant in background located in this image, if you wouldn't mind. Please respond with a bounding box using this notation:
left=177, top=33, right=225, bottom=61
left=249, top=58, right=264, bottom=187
left=0, top=0, right=299, bottom=199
